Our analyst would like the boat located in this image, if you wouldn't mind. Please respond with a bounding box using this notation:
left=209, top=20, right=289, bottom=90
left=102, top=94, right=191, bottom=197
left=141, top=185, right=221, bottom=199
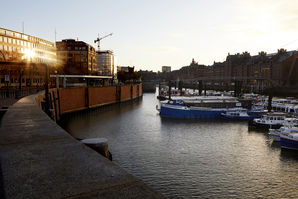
left=269, top=126, right=298, bottom=142
left=221, top=108, right=256, bottom=120
left=158, top=96, right=242, bottom=119
left=280, top=128, right=298, bottom=150
left=251, top=112, right=287, bottom=129
left=247, top=105, right=267, bottom=118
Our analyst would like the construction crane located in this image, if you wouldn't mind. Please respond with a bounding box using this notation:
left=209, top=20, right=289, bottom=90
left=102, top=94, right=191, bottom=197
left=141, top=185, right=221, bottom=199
left=94, top=33, right=113, bottom=51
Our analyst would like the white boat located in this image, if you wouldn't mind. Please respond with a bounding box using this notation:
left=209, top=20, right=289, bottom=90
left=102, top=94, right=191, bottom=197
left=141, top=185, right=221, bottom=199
left=269, top=126, right=298, bottom=142
left=221, top=108, right=256, bottom=120
left=252, top=112, right=287, bottom=129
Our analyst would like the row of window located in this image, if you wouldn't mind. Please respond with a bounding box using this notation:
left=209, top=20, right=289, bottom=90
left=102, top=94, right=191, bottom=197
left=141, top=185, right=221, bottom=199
left=0, top=36, right=55, bottom=52
left=59, top=46, right=87, bottom=51
left=0, top=36, right=32, bottom=47
left=0, top=29, right=54, bottom=47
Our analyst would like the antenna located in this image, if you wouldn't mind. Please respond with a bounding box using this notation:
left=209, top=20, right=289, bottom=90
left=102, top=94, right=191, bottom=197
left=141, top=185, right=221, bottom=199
left=54, top=28, right=57, bottom=47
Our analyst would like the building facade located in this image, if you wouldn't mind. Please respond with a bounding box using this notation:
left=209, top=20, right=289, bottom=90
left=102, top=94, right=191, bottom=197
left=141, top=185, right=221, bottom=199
left=97, top=50, right=114, bottom=76
left=0, top=27, right=56, bottom=88
left=162, top=66, right=171, bottom=73
left=56, top=39, right=97, bottom=75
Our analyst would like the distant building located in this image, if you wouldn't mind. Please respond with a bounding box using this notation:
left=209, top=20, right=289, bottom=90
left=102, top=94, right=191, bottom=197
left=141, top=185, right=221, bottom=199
left=97, top=50, right=114, bottom=76
left=56, top=39, right=97, bottom=75
left=162, top=66, right=171, bottom=72
left=117, top=66, right=134, bottom=73
left=0, top=27, right=56, bottom=88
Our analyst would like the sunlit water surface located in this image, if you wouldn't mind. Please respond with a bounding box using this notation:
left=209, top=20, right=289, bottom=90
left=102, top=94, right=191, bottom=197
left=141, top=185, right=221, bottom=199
left=60, top=93, right=298, bottom=198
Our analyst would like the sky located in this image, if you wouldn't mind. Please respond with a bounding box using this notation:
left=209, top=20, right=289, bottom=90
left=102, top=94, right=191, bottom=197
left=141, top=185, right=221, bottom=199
left=1, top=0, right=298, bottom=71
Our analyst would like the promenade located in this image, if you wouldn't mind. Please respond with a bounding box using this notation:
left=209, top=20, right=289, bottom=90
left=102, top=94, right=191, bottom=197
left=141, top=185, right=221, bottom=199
left=0, top=94, right=164, bottom=199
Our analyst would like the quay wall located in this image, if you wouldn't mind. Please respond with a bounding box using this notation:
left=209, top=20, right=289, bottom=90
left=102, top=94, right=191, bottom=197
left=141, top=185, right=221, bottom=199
left=60, top=84, right=142, bottom=114
left=35, top=84, right=142, bottom=121
left=0, top=87, right=164, bottom=199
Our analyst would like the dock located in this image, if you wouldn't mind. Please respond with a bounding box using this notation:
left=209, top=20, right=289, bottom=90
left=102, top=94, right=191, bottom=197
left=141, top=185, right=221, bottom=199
left=0, top=94, right=164, bottom=199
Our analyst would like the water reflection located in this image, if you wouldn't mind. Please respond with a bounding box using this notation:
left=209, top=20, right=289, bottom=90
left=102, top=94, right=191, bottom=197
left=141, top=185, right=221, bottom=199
left=60, top=93, right=298, bottom=198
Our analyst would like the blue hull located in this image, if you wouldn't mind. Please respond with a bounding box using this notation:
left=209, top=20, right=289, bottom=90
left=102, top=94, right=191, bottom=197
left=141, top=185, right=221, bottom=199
left=160, top=105, right=224, bottom=119
left=280, top=137, right=298, bottom=150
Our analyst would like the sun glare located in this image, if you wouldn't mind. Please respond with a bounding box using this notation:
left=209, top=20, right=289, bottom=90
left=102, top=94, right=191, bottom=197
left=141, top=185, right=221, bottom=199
left=23, top=48, right=35, bottom=61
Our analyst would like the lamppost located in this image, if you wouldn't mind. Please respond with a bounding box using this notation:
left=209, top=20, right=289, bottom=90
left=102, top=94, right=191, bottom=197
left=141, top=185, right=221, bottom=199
left=44, top=63, right=50, bottom=116
left=0, top=50, right=8, bottom=97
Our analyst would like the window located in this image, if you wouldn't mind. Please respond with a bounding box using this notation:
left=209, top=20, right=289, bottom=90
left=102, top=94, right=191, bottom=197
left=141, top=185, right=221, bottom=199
left=4, top=37, right=7, bottom=43
left=8, top=38, right=11, bottom=43
left=13, top=39, right=16, bottom=44
left=0, top=36, right=2, bottom=42
left=75, top=47, right=78, bottom=50
left=4, top=45, right=7, bottom=51
left=0, top=45, right=2, bottom=50
left=67, top=46, right=71, bottom=50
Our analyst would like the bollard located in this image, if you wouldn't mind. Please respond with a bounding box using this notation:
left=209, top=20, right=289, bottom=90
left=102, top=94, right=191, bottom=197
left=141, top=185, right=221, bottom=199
left=81, top=138, right=111, bottom=160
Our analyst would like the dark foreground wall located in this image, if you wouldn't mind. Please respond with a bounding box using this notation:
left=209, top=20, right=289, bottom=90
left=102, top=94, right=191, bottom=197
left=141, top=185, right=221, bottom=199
left=0, top=93, right=164, bottom=199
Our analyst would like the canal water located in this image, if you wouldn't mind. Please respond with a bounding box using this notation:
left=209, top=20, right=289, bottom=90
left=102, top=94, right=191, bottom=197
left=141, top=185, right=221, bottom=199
left=60, top=93, right=298, bottom=199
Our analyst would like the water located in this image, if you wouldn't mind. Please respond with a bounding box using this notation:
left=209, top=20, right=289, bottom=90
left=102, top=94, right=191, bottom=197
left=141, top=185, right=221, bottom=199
left=60, top=93, right=298, bottom=199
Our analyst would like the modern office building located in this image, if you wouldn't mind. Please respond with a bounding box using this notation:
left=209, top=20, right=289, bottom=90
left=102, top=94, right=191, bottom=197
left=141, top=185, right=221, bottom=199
left=0, top=27, right=56, bottom=88
left=97, top=50, right=114, bottom=76
left=56, top=39, right=97, bottom=75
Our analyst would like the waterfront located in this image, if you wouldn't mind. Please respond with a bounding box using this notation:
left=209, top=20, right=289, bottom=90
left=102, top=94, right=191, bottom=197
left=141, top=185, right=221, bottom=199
left=60, top=93, right=298, bottom=199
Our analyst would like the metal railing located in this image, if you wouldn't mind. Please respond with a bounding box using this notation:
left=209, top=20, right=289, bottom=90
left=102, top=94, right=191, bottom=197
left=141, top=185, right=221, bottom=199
left=0, top=87, right=42, bottom=99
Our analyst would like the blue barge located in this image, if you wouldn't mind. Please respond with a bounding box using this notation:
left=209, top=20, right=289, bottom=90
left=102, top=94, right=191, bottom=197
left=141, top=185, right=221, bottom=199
left=160, top=103, right=227, bottom=119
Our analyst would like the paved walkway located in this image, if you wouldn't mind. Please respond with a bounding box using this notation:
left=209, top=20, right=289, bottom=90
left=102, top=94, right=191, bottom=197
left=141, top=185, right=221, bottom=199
left=0, top=95, right=164, bottom=199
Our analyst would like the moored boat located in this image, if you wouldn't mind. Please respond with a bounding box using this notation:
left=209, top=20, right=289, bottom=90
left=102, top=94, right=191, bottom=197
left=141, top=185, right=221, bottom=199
left=280, top=129, right=298, bottom=150
left=269, top=126, right=298, bottom=142
left=158, top=96, right=242, bottom=119
left=251, top=112, right=287, bottom=129
left=221, top=108, right=256, bottom=120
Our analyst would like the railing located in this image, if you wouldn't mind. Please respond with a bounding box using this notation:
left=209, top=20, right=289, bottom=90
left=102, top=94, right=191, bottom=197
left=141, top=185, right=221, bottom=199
left=0, top=87, right=43, bottom=99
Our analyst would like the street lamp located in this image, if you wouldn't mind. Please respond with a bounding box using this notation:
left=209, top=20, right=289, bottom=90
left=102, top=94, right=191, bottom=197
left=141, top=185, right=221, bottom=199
left=0, top=50, right=8, bottom=97
left=44, top=63, right=50, bottom=116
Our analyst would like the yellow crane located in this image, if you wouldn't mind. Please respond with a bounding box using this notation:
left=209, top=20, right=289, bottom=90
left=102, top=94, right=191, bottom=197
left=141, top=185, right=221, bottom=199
left=94, top=33, right=113, bottom=51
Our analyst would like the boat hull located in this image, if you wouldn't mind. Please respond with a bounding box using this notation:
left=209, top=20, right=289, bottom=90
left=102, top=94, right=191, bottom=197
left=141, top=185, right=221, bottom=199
left=160, top=104, right=224, bottom=119
left=250, top=121, right=282, bottom=129
left=268, top=130, right=280, bottom=141
left=280, top=137, right=298, bottom=150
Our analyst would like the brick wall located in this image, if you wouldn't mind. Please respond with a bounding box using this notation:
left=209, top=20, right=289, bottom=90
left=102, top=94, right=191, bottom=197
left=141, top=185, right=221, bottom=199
left=120, top=85, right=131, bottom=101
left=60, top=87, right=86, bottom=113
left=35, top=84, right=143, bottom=116
left=89, top=86, right=117, bottom=107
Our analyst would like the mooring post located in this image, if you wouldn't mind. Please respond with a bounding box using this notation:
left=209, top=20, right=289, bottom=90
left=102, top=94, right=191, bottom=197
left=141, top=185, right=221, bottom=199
left=199, top=81, right=202, bottom=95
left=81, top=138, right=110, bottom=160
left=179, top=81, right=183, bottom=96
left=268, top=93, right=272, bottom=112
left=168, top=81, right=172, bottom=100
left=158, top=82, right=161, bottom=96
